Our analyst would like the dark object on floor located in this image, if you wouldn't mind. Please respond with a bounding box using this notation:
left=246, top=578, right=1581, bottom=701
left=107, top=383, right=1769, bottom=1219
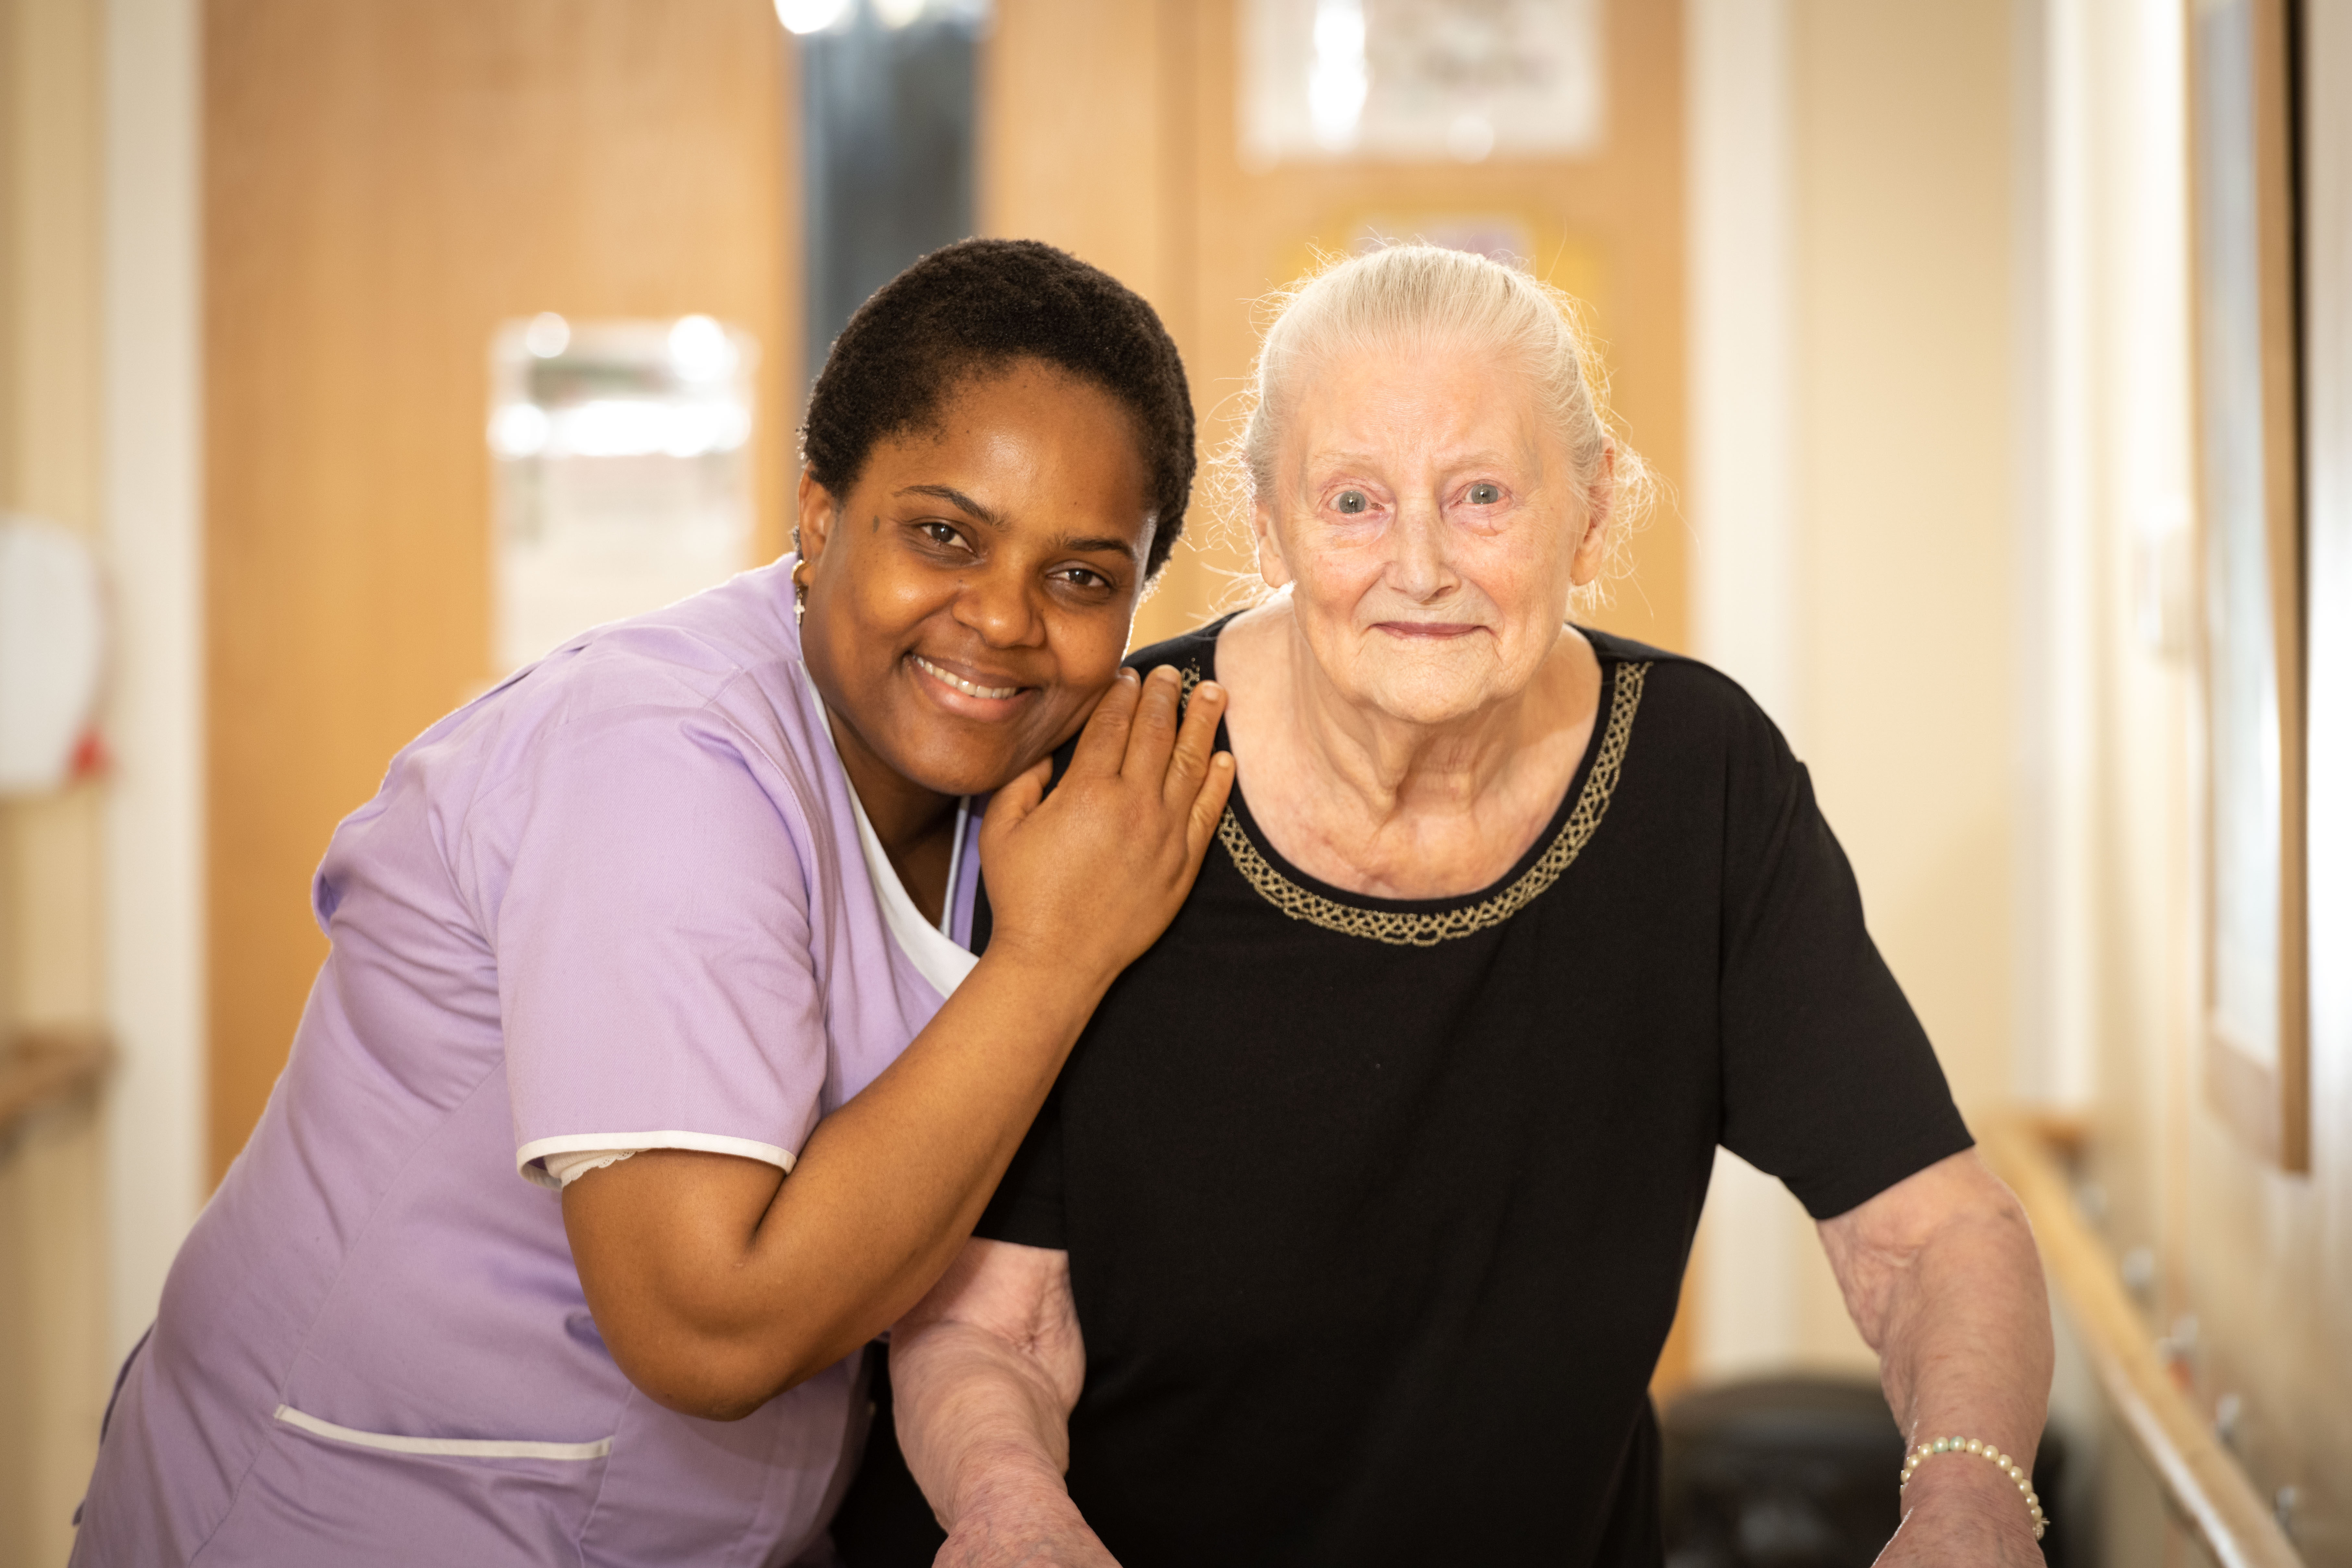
left=1661, top=1375, right=2069, bottom=1568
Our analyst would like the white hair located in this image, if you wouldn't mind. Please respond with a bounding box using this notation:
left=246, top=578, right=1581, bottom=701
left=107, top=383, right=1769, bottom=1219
left=1225, top=242, right=1652, bottom=600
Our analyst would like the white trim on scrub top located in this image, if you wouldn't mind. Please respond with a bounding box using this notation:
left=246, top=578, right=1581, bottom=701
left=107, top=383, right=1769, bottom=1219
left=272, top=1404, right=615, bottom=1461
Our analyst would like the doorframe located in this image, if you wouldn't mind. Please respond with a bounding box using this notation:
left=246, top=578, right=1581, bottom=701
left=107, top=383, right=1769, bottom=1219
left=102, top=0, right=206, bottom=1364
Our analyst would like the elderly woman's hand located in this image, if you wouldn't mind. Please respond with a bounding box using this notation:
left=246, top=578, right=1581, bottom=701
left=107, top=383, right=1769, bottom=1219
left=935, top=1490, right=1121, bottom=1568
left=1874, top=1465, right=2047, bottom=1567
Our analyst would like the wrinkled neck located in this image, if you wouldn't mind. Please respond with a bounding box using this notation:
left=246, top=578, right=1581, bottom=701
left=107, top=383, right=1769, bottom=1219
left=1276, top=621, right=1548, bottom=823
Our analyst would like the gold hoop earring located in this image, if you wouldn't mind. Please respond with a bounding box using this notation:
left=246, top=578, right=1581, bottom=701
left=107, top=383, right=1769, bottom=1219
left=792, top=560, right=812, bottom=625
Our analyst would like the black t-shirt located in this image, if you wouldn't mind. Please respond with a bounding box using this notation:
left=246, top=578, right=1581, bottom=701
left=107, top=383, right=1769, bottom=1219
left=836, top=621, right=1971, bottom=1568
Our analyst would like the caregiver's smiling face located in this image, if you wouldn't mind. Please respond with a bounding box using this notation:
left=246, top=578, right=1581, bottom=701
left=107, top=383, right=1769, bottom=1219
left=796, top=357, right=1157, bottom=799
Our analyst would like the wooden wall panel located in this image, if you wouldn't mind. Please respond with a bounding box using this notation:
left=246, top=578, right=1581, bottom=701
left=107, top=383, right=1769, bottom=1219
left=983, top=0, right=1685, bottom=656
left=205, top=0, right=795, bottom=1181
left=980, top=0, right=1189, bottom=319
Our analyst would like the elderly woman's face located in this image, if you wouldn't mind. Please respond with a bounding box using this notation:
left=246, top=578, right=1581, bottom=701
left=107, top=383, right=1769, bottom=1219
left=1256, top=343, right=1607, bottom=726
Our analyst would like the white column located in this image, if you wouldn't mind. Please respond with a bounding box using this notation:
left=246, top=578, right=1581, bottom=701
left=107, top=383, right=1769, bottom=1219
left=1685, top=0, right=1801, bottom=745
left=102, top=0, right=205, bottom=1362
left=2010, top=0, right=2101, bottom=1110
left=2304, top=1, right=2352, bottom=1171
left=1685, top=0, right=1804, bottom=1376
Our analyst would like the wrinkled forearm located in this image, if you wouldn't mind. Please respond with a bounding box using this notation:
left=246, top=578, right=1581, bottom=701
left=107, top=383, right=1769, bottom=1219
left=1821, top=1154, right=2053, bottom=1551
left=893, top=1318, right=1081, bottom=1530
left=1865, top=1197, right=2049, bottom=1462
left=563, top=951, right=1104, bottom=1420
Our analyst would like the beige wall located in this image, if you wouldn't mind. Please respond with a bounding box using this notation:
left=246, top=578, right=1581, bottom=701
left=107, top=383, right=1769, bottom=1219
left=0, top=0, right=115, bottom=1561
left=1690, top=0, right=2022, bottom=1381
left=1789, top=0, right=2018, bottom=1125
left=2077, top=0, right=2352, bottom=1554
left=2013, top=1, right=2352, bottom=1558
left=1856, top=1, right=2352, bottom=1557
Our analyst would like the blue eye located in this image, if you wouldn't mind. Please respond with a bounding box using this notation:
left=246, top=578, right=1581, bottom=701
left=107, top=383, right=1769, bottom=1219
left=1335, top=490, right=1369, bottom=515
left=1468, top=483, right=1502, bottom=505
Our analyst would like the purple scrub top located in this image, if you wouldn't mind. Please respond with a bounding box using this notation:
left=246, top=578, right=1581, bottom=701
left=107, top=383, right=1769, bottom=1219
left=71, top=559, right=984, bottom=1567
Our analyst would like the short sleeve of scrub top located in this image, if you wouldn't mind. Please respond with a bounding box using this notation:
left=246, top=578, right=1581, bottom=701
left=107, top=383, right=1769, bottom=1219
left=494, top=699, right=829, bottom=1186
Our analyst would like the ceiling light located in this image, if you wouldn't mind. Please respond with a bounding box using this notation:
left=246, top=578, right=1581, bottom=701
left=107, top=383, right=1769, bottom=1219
left=775, top=0, right=852, bottom=36
left=523, top=312, right=570, bottom=359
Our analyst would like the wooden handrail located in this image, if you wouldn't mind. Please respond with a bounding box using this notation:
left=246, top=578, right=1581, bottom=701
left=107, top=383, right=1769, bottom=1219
left=0, top=1027, right=112, bottom=1143
left=1979, top=1113, right=2304, bottom=1568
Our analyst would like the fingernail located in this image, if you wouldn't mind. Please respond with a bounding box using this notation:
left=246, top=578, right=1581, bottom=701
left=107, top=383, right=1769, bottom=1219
left=1150, top=664, right=1179, bottom=683
left=1196, top=681, right=1225, bottom=701
left=1119, top=667, right=1140, bottom=684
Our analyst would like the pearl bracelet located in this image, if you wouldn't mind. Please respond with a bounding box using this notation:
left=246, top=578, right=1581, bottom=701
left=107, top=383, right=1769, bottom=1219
left=1899, top=1436, right=2047, bottom=1541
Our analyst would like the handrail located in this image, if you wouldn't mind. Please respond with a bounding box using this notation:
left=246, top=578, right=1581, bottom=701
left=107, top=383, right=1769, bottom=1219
left=0, top=1026, right=112, bottom=1144
left=1978, top=1113, right=2304, bottom=1568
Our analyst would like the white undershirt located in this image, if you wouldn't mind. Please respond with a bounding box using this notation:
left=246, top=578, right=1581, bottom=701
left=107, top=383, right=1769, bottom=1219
left=539, top=665, right=975, bottom=1189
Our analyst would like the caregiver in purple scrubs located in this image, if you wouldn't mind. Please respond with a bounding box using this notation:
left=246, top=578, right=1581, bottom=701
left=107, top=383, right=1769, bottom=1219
left=70, top=239, right=1231, bottom=1568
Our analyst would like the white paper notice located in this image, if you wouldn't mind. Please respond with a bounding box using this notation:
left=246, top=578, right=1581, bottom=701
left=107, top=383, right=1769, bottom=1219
left=1240, top=0, right=1605, bottom=167
left=489, top=314, right=758, bottom=675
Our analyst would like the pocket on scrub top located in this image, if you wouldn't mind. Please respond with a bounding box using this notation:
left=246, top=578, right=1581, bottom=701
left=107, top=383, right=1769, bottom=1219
left=196, top=1404, right=616, bottom=1565
left=269, top=1404, right=616, bottom=1461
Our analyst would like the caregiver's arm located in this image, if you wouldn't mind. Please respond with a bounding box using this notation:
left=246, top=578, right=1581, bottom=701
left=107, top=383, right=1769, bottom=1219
left=1818, top=1149, right=2052, bottom=1566
left=563, top=668, right=1231, bottom=1421
left=893, top=1240, right=1112, bottom=1568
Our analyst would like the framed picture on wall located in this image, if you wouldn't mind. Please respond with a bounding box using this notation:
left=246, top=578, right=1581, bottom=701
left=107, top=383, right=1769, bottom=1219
left=2190, top=0, right=2309, bottom=1171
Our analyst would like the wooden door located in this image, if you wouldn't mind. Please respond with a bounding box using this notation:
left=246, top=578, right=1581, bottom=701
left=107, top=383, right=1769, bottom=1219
left=981, top=0, right=1687, bottom=655
left=204, top=0, right=796, bottom=1181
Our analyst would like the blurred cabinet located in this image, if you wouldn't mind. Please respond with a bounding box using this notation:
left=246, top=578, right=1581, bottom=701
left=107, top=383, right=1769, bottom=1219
left=204, top=0, right=796, bottom=1180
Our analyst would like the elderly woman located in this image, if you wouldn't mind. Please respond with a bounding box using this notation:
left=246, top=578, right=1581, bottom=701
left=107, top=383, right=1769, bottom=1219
left=862, top=245, right=2054, bottom=1567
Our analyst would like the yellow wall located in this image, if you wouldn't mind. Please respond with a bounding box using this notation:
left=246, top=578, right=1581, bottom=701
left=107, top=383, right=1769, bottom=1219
left=0, top=0, right=115, bottom=1561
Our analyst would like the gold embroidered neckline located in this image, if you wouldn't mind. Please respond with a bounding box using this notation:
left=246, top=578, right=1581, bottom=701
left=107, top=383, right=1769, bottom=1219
left=1201, top=660, right=1651, bottom=947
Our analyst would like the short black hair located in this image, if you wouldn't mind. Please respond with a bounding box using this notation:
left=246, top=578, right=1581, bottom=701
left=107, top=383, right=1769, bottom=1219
left=800, top=238, right=1195, bottom=580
